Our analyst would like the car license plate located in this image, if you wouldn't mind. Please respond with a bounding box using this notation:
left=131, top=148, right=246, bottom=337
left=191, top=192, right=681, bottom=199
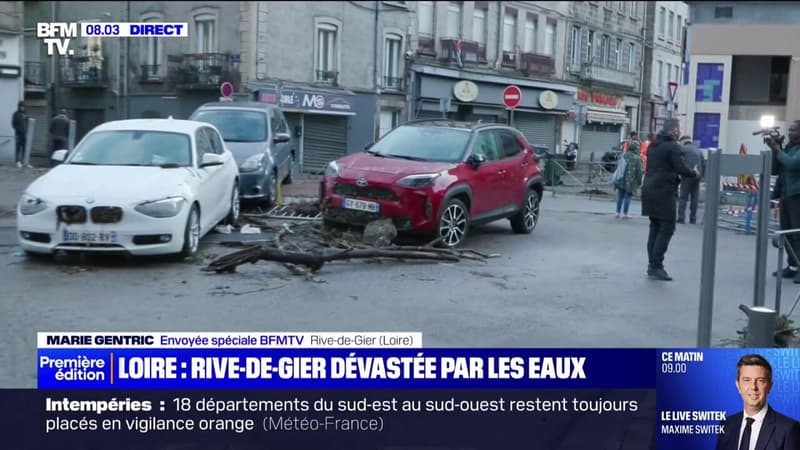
left=62, top=229, right=118, bottom=244
left=343, top=198, right=380, bottom=213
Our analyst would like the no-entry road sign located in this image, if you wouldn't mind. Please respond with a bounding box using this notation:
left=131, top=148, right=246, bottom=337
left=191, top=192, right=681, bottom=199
left=503, top=85, right=522, bottom=109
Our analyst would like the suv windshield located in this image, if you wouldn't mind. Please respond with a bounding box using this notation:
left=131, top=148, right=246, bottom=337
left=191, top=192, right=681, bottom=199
left=192, top=109, right=268, bottom=142
left=369, top=125, right=471, bottom=162
left=67, top=130, right=192, bottom=167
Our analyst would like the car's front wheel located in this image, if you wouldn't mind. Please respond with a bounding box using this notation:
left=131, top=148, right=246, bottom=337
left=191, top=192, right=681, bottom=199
left=180, top=204, right=201, bottom=258
left=510, top=189, right=540, bottom=234
left=438, top=198, right=469, bottom=248
left=224, top=183, right=240, bottom=225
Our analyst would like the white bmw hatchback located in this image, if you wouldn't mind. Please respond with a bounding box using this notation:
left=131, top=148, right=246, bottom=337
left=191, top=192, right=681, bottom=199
left=17, top=119, right=240, bottom=257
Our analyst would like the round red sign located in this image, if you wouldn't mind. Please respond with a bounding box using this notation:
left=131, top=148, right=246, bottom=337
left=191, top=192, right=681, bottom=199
left=503, top=85, right=522, bottom=109
left=220, top=82, right=234, bottom=98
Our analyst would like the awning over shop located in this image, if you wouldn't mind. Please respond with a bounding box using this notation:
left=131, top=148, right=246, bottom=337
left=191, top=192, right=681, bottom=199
left=586, top=107, right=629, bottom=125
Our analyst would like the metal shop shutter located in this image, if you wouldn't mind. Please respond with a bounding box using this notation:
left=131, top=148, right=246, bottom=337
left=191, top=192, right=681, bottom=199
left=579, top=123, right=621, bottom=161
left=302, top=114, right=348, bottom=174
left=514, top=112, right=557, bottom=152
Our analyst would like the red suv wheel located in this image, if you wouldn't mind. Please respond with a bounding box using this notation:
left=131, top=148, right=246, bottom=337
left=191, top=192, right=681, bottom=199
left=438, top=198, right=469, bottom=248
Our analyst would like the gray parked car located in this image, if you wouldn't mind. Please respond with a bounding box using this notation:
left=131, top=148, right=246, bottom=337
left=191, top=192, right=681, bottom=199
left=190, top=102, right=295, bottom=205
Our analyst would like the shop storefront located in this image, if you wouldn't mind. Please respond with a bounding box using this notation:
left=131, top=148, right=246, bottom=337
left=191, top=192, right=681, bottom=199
left=577, top=89, right=630, bottom=161
left=254, top=83, right=368, bottom=174
left=410, top=65, right=576, bottom=153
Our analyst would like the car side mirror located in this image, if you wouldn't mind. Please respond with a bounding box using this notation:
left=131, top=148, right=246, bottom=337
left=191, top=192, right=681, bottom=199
left=468, top=153, right=487, bottom=169
left=51, top=149, right=68, bottom=162
left=273, top=132, right=291, bottom=144
left=200, top=153, right=224, bottom=167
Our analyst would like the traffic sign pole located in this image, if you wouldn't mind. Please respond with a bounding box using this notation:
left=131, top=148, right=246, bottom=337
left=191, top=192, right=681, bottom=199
left=503, top=85, right=522, bottom=127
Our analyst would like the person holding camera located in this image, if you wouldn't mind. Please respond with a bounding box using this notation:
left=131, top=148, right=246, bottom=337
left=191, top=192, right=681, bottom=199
left=770, top=120, right=800, bottom=282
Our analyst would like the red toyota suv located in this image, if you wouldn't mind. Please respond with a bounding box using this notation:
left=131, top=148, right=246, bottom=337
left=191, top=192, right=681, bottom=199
left=320, top=121, right=545, bottom=247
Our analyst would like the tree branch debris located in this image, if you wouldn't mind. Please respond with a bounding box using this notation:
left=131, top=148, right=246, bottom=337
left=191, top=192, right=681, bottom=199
left=203, top=210, right=499, bottom=276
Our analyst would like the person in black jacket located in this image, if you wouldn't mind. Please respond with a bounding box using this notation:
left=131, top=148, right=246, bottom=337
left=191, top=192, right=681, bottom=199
left=11, top=101, right=27, bottom=168
left=50, top=109, right=70, bottom=155
left=641, top=119, right=699, bottom=281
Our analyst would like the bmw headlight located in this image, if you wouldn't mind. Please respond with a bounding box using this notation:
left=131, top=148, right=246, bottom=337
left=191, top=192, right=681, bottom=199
left=396, top=173, right=441, bottom=188
left=240, top=154, right=264, bottom=173
left=325, top=161, right=339, bottom=178
left=135, top=196, right=186, bottom=218
left=19, top=193, right=48, bottom=215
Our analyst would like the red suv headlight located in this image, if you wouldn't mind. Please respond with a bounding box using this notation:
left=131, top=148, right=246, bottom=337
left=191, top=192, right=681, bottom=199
left=396, top=173, right=441, bottom=188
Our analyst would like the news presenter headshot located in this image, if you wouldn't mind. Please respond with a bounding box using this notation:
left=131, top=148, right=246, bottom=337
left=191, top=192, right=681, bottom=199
left=715, top=354, right=800, bottom=450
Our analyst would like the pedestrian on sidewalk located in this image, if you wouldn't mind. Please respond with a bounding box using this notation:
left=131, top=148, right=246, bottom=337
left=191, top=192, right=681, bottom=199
left=641, top=119, right=699, bottom=281
left=677, top=135, right=705, bottom=224
left=50, top=109, right=70, bottom=152
left=769, top=120, right=800, bottom=282
left=615, top=134, right=643, bottom=219
left=11, top=101, right=27, bottom=168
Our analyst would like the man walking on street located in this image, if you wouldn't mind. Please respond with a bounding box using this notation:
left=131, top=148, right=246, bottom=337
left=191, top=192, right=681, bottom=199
left=641, top=119, right=699, bottom=281
left=677, top=135, right=705, bottom=224
left=11, top=101, right=27, bottom=168
left=50, top=109, right=70, bottom=164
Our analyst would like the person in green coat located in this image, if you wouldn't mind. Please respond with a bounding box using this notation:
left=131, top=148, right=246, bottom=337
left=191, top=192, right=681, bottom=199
left=615, top=137, right=644, bottom=219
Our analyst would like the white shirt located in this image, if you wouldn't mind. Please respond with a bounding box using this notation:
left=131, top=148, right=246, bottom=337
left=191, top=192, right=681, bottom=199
left=738, top=404, right=768, bottom=450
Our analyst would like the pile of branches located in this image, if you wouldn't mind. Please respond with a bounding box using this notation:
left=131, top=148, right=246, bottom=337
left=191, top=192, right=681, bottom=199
left=204, top=218, right=498, bottom=275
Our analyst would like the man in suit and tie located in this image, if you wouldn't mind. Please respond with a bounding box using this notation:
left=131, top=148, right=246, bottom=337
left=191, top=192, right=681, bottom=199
left=716, top=354, right=800, bottom=450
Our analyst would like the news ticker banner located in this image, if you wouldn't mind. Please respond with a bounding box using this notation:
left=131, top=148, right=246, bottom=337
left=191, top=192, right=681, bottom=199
left=37, top=22, right=188, bottom=56
left=32, top=333, right=800, bottom=449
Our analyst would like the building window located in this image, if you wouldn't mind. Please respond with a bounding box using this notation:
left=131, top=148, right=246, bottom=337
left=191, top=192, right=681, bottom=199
left=627, top=43, right=635, bottom=72
left=668, top=11, right=675, bottom=41
left=194, top=13, right=215, bottom=53
left=316, top=22, right=338, bottom=82
left=696, top=63, right=724, bottom=102
left=714, top=6, right=733, bottom=19
left=141, top=13, right=163, bottom=80
left=600, top=35, right=610, bottom=66
left=617, top=1, right=624, bottom=13
left=658, top=7, right=665, bottom=38
left=523, top=15, right=536, bottom=53
left=384, top=33, right=402, bottom=89
left=676, top=15, right=683, bottom=45
left=731, top=56, right=789, bottom=105
left=418, top=1, right=434, bottom=37
left=472, top=7, right=486, bottom=47
left=570, top=26, right=581, bottom=68
left=502, top=11, right=517, bottom=53
left=446, top=2, right=462, bottom=38
left=614, top=38, right=622, bottom=70
left=657, top=60, right=664, bottom=96
left=587, top=30, right=595, bottom=63
left=544, top=20, right=555, bottom=56
left=631, top=2, right=638, bottom=17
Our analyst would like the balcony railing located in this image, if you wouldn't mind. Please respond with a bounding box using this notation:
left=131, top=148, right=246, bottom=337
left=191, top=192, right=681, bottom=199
left=315, top=70, right=338, bottom=84
left=521, top=52, right=555, bottom=77
left=58, top=56, right=109, bottom=87
left=24, top=62, right=46, bottom=88
left=417, top=36, right=435, bottom=56
left=140, top=64, right=163, bottom=82
left=579, top=62, right=636, bottom=88
left=440, top=39, right=484, bottom=65
left=502, top=51, right=518, bottom=68
left=167, top=53, right=240, bottom=90
left=383, top=76, right=403, bottom=90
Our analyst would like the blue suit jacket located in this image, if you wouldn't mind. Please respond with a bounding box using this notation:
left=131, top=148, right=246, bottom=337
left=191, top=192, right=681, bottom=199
left=715, top=406, right=800, bottom=450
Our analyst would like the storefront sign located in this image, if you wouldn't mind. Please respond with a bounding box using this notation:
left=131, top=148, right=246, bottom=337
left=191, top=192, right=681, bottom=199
left=258, top=85, right=354, bottom=113
left=577, top=89, right=621, bottom=108
left=453, top=80, right=479, bottom=102
left=538, top=90, right=559, bottom=110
